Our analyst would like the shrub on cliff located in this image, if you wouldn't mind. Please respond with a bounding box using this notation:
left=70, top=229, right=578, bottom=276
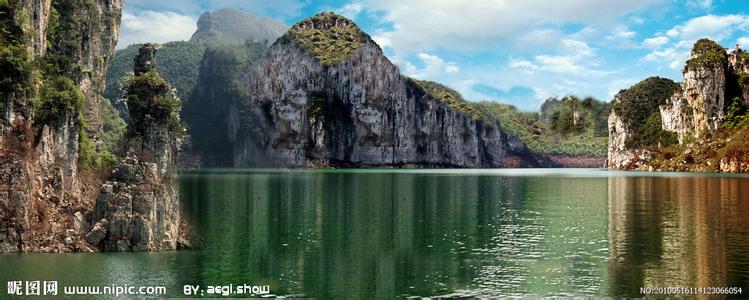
left=279, top=12, right=367, bottom=65
left=612, top=76, right=679, bottom=148
left=33, top=76, right=84, bottom=125
left=409, top=78, right=489, bottom=123
left=684, top=38, right=727, bottom=72
left=125, top=70, right=183, bottom=136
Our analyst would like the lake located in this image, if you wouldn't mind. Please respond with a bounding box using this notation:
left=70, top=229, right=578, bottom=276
left=1, top=169, right=748, bottom=298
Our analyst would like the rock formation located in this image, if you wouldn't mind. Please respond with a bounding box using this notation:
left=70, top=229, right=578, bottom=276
left=607, top=77, right=679, bottom=169
left=660, top=39, right=728, bottom=140
left=89, top=44, right=186, bottom=251
left=190, top=8, right=288, bottom=46
left=1, top=0, right=124, bottom=253
left=234, top=12, right=540, bottom=168
left=608, top=39, right=749, bottom=172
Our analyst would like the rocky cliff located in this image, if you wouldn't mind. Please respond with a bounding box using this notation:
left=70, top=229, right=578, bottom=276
left=608, top=39, right=749, bottom=172
left=182, top=42, right=265, bottom=167
left=1, top=0, right=124, bottom=252
left=233, top=12, right=541, bottom=168
left=87, top=44, right=186, bottom=251
left=660, top=39, right=728, bottom=140
left=607, top=77, right=679, bottom=169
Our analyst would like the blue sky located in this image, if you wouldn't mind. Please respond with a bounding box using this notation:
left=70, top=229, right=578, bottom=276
left=119, top=0, right=749, bottom=111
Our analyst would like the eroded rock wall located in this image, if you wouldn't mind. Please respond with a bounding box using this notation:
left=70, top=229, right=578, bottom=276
left=234, top=22, right=536, bottom=168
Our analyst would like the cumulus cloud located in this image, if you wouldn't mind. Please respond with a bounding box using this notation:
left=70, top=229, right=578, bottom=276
left=397, top=53, right=460, bottom=79
left=118, top=11, right=197, bottom=48
left=667, top=14, right=749, bottom=43
left=336, top=2, right=364, bottom=19
left=739, top=37, right=749, bottom=48
left=687, top=0, right=713, bottom=10
left=642, top=36, right=669, bottom=48
left=360, top=0, right=662, bottom=52
left=642, top=14, right=749, bottom=71
left=511, top=39, right=608, bottom=76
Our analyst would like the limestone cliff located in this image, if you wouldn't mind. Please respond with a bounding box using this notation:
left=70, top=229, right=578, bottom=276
left=234, top=12, right=541, bottom=168
left=0, top=0, right=124, bottom=252
left=608, top=39, right=749, bottom=172
left=660, top=39, right=728, bottom=140
left=606, top=77, right=679, bottom=169
left=88, top=44, right=186, bottom=251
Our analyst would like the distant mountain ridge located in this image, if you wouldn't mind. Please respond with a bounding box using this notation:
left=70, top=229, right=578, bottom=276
left=190, top=8, right=288, bottom=46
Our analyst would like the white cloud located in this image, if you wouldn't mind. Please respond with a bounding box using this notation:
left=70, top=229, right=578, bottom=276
left=118, top=11, right=197, bottom=48
left=515, top=39, right=607, bottom=76
left=607, top=78, right=638, bottom=97
left=536, top=55, right=585, bottom=73
left=362, top=0, right=664, bottom=52
left=643, top=47, right=689, bottom=70
left=642, top=14, right=749, bottom=72
left=336, top=2, right=364, bottom=19
left=509, top=58, right=539, bottom=74
left=399, top=53, right=460, bottom=79
left=687, top=0, right=713, bottom=10
left=667, top=14, right=749, bottom=43
left=561, top=39, right=595, bottom=58
left=739, top=37, right=749, bottom=48
left=642, top=36, right=669, bottom=48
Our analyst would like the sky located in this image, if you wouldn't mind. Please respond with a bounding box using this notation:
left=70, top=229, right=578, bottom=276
left=119, top=0, right=749, bottom=111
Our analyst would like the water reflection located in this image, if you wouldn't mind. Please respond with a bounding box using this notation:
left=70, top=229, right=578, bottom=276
left=0, top=171, right=747, bottom=298
left=607, top=176, right=749, bottom=297
left=179, top=172, right=613, bottom=298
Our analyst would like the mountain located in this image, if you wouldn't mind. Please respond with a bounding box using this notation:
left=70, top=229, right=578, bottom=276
left=608, top=39, right=749, bottom=172
left=474, top=96, right=609, bottom=167
left=190, top=8, right=287, bottom=46
left=103, top=8, right=287, bottom=119
left=230, top=12, right=545, bottom=168
left=182, top=42, right=266, bottom=167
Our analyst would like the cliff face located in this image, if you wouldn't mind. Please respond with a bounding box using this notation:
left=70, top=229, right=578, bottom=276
left=234, top=12, right=538, bottom=168
left=183, top=43, right=265, bottom=167
left=660, top=39, right=728, bottom=140
left=608, top=39, right=749, bottom=173
left=0, top=0, right=124, bottom=252
left=88, top=44, right=186, bottom=251
left=606, top=77, right=679, bottom=169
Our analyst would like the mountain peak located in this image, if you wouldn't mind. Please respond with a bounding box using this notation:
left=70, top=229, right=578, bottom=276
left=278, top=11, right=372, bottom=65
left=190, top=8, right=288, bottom=45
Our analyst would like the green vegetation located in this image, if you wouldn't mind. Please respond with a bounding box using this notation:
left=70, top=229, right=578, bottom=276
left=184, top=42, right=265, bottom=166
left=684, top=38, right=727, bottom=71
left=45, top=0, right=100, bottom=78
left=77, top=116, right=117, bottom=170
left=100, top=97, right=126, bottom=155
left=33, top=76, right=84, bottom=125
left=722, top=97, right=749, bottom=129
left=105, top=41, right=208, bottom=117
left=409, top=78, right=491, bottom=123
left=739, top=72, right=749, bottom=88
left=125, top=70, right=183, bottom=136
left=611, top=76, right=680, bottom=149
left=280, top=12, right=366, bottom=65
left=0, top=0, right=34, bottom=111
left=474, top=96, right=610, bottom=156
left=408, top=79, right=609, bottom=156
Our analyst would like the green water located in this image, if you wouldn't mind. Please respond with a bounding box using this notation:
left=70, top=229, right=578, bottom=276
left=1, top=169, right=749, bottom=298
